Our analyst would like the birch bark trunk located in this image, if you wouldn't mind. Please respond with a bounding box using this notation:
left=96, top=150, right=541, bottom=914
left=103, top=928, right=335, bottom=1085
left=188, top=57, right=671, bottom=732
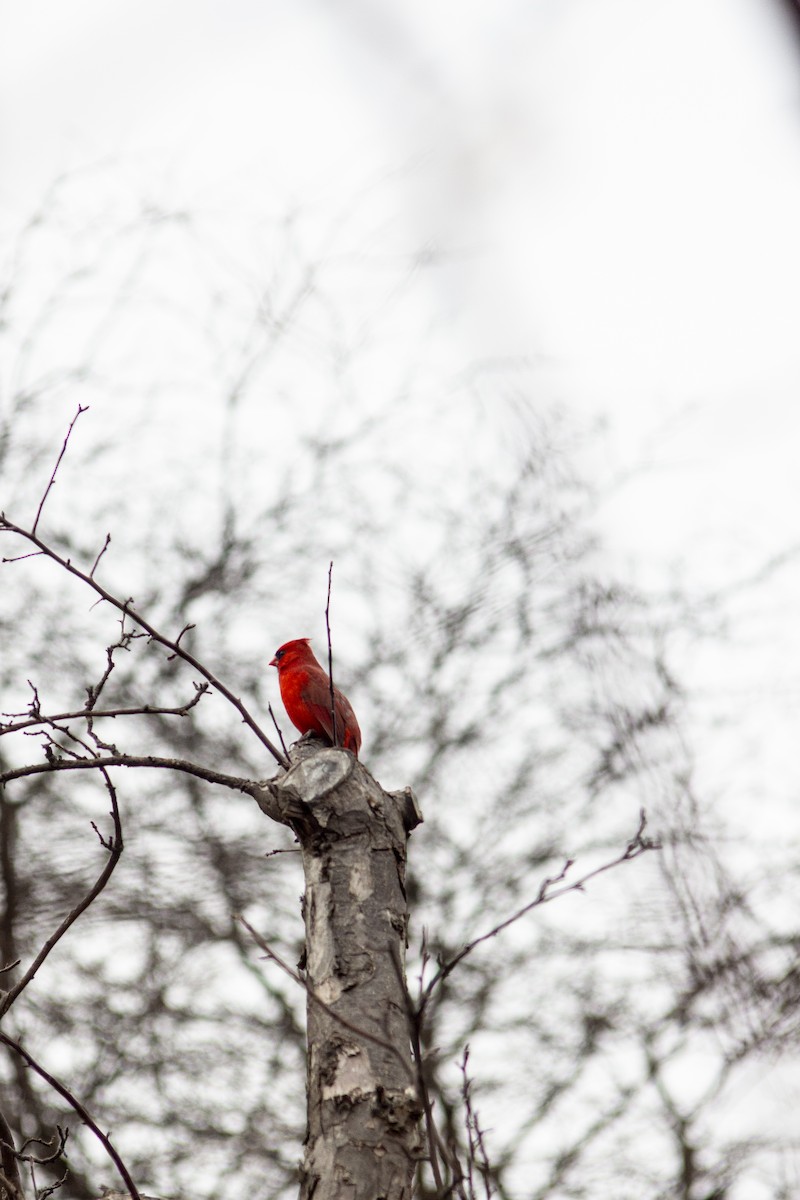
left=269, top=741, right=423, bottom=1200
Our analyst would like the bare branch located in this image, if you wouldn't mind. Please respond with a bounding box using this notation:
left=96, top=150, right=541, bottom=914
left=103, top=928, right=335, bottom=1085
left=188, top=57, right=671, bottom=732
left=0, top=768, right=123, bottom=1018
left=0, top=1031, right=140, bottom=1200
left=0, top=516, right=288, bottom=767
left=0, top=749, right=297, bottom=828
left=420, top=811, right=658, bottom=1010
left=31, top=404, right=88, bottom=536
left=1, top=684, right=210, bottom=737
left=0, top=752, right=256, bottom=794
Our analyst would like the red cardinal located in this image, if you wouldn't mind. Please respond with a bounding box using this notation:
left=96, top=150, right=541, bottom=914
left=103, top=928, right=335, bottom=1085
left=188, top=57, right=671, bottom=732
left=270, top=638, right=362, bottom=757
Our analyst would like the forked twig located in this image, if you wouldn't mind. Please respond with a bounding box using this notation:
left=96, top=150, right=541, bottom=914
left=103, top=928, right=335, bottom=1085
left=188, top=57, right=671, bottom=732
left=16, top=1126, right=69, bottom=1166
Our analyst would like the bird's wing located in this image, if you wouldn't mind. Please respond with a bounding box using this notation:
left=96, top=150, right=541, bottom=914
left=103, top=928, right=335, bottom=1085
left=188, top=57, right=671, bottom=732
left=301, top=670, right=358, bottom=746
left=300, top=671, right=338, bottom=740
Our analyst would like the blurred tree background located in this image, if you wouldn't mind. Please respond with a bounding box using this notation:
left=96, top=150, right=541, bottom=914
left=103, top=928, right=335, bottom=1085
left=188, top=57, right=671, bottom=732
left=0, top=171, right=797, bottom=1200
left=2, top=2, right=800, bottom=1196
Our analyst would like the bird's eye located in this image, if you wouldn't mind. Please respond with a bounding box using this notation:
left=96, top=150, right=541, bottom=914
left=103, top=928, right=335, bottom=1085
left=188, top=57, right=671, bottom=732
left=274, top=649, right=284, bottom=660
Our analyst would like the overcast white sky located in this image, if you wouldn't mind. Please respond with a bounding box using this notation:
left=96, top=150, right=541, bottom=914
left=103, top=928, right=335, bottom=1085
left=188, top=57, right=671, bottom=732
left=3, top=0, right=799, bottom=544
left=2, top=0, right=800, bottom=802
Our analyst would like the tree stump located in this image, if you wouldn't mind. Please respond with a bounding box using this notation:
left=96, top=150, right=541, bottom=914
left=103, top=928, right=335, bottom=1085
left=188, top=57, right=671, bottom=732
left=261, top=740, right=423, bottom=1200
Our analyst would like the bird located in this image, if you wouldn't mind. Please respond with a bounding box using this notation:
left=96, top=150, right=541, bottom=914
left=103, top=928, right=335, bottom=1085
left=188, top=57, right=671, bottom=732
left=270, top=638, right=361, bottom=757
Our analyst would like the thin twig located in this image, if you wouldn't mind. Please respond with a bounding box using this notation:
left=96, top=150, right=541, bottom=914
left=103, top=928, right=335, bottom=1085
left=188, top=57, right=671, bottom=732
left=25, top=681, right=41, bottom=719
left=0, top=551, right=43, bottom=564
left=235, top=915, right=412, bottom=1073
left=420, top=811, right=658, bottom=1011
left=17, top=1127, right=68, bottom=1165
left=89, top=532, right=111, bottom=579
left=0, top=1031, right=140, bottom=1200
left=325, top=561, right=337, bottom=748
left=34, top=1164, right=68, bottom=1200
left=409, top=988, right=446, bottom=1192
left=83, top=622, right=143, bottom=713
left=0, top=768, right=123, bottom=1018
left=267, top=703, right=289, bottom=759
left=459, top=1049, right=476, bottom=1200
left=459, top=1047, right=493, bottom=1200
left=29, top=717, right=96, bottom=762
left=387, top=941, right=446, bottom=1194
left=31, top=404, right=88, bottom=536
left=166, top=623, right=196, bottom=660
left=0, top=516, right=288, bottom=767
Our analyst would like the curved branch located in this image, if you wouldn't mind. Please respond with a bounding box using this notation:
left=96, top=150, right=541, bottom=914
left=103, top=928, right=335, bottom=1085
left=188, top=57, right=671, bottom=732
left=0, top=1031, right=140, bottom=1200
left=0, top=516, right=288, bottom=768
left=0, top=768, right=122, bottom=1019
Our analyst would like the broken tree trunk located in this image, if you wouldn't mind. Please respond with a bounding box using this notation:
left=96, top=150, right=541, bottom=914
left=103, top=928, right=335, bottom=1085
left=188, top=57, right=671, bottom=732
left=259, top=739, right=423, bottom=1200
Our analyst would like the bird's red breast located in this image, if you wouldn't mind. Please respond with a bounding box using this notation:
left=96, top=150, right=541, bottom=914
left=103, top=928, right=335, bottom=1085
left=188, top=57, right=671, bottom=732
left=270, top=638, right=361, bottom=757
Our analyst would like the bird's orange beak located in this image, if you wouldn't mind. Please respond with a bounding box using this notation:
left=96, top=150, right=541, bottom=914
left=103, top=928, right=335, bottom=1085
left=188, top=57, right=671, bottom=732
left=269, top=655, right=278, bottom=667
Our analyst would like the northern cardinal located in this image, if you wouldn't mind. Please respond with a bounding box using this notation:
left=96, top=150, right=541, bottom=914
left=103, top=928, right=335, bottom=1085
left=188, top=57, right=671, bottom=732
left=270, top=638, right=362, bottom=757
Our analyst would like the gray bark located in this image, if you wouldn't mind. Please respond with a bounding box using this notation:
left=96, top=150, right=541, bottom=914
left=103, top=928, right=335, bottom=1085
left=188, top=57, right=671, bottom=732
left=267, top=740, right=423, bottom=1200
